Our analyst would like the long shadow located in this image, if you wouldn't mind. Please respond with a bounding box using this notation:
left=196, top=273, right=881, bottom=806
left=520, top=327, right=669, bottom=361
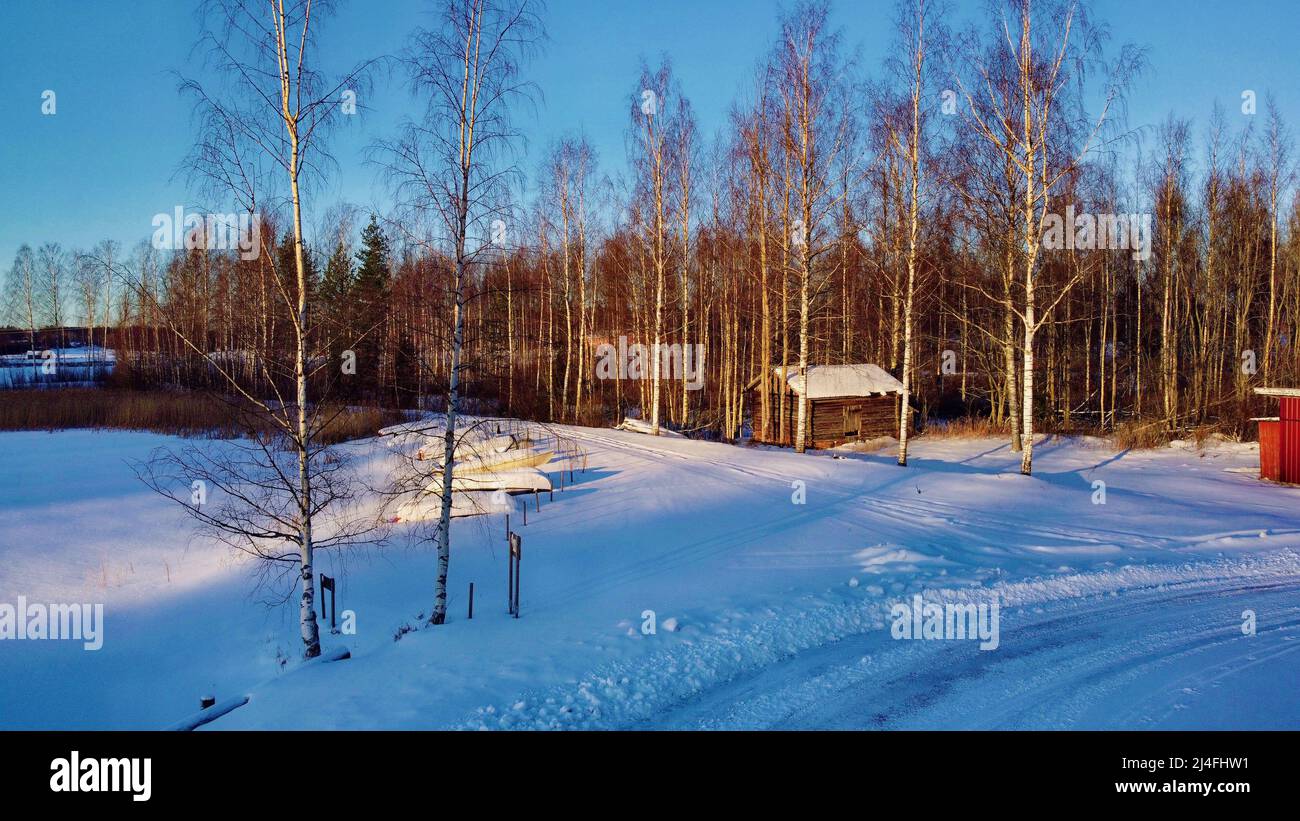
left=529, top=486, right=599, bottom=503
left=794, top=434, right=1145, bottom=504
left=547, top=467, right=617, bottom=487
left=1030, top=447, right=1133, bottom=487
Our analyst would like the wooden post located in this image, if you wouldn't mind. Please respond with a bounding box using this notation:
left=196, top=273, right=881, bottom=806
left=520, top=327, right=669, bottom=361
left=320, top=574, right=337, bottom=632
left=509, top=533, right=522, bottom=618
left=534, top=489, right=539, bottom=511
left=468, top=582, right=474, bottom=620
left=507, top=542, right=514, bottom=612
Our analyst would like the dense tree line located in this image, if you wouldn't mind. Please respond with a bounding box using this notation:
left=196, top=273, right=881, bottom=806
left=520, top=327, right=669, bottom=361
left=4, top=0, right=1298, bottom=464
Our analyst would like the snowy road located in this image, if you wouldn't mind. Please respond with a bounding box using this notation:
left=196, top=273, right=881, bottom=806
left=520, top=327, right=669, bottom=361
left=650, top=575, right=1300, bottom=729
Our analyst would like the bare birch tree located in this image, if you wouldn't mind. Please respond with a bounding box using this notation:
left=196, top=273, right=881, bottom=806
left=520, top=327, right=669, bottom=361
left=773, top=0, right=854, bottom=453
left=886, top=0, right=930, bottom=466
left=377, top=0, right=542, bottom=624
left=125, top=0, right=378, bottom=658
left=955, top=0, right=1138, bottom=473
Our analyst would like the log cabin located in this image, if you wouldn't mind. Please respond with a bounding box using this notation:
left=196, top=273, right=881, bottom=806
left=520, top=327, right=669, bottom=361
left=746, top=363, right=907, bottom=449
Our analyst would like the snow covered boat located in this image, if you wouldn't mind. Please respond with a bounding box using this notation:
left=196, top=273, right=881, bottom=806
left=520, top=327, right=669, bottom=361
left=451, top=447, right=554, bottom=474
left=423, top=467, right=553, bottom=494
left=476, top=434, right=522, bottom=454
left=390, top=490, right=508, bottom=522
left=421, top=446, right=553, bottom=470
left=377, top=418, right=445, bottom=438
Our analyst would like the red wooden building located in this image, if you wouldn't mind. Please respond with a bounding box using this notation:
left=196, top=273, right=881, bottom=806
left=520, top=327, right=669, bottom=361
left=1254, top=387, right=1300, bottom=484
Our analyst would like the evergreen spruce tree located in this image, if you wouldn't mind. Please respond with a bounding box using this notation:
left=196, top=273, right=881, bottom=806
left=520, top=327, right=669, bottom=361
left=350, top=215, right=391, bottom=396
left=319, top=240, right=355, bottom=394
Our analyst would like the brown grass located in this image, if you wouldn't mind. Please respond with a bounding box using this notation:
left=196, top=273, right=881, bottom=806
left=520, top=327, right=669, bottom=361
left=316, top=406, right=407, bottom=445
left=1190, top=423, right=1236, bottom=449
left=0, top=389, right=404, bottom=444
left=919, top=416, right=1014, bottom=440
left=1109, top=420, right=1240, bottom=451
left=1109, top=419, right=1171, bottom=450
left=921, top=414, right=1216, bottom=452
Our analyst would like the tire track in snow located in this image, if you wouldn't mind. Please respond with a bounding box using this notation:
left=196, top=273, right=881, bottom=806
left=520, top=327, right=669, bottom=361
left=538, top=430, right=883, bottom=608
left=542, top=429, right=1298, bottom=612
left=458, top=553, right=1300, bottom=729
left=863, top=493, right=1300, bottom=556
left=670, top=579, right=1300, bottom=729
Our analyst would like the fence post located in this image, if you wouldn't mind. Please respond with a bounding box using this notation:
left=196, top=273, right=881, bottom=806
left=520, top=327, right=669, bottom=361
left=315, top=574, right=335, bottom=631
left=508, top=532, right=522, bottom=618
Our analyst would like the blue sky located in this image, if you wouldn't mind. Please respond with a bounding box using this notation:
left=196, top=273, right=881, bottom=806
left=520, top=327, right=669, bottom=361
left=1, top=0, right=1297, bottom=270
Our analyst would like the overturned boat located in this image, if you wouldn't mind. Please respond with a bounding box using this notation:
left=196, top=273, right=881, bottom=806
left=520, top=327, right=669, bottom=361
left=423, top=467, right=552, bottom=494
left=390, top=490, right=509, bottom=522
left=387, top=421, right=568, bottom=521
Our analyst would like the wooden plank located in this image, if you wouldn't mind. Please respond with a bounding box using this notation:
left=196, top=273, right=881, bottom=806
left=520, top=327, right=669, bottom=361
left=1261, top=420, right=1281, bottom=481
left=166, top=695, right=249, bottom=731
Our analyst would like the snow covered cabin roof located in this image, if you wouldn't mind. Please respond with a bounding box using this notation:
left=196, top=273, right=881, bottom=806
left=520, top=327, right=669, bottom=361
left=780, top=363, right=904, bottom=398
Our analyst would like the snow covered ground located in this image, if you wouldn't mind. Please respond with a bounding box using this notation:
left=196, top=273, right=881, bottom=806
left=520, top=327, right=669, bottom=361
left=1, top=424, right=1298, bottom=729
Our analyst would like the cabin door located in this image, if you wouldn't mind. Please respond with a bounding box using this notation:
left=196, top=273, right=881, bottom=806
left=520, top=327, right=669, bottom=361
left=842, top=406, right=861, bottom=440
